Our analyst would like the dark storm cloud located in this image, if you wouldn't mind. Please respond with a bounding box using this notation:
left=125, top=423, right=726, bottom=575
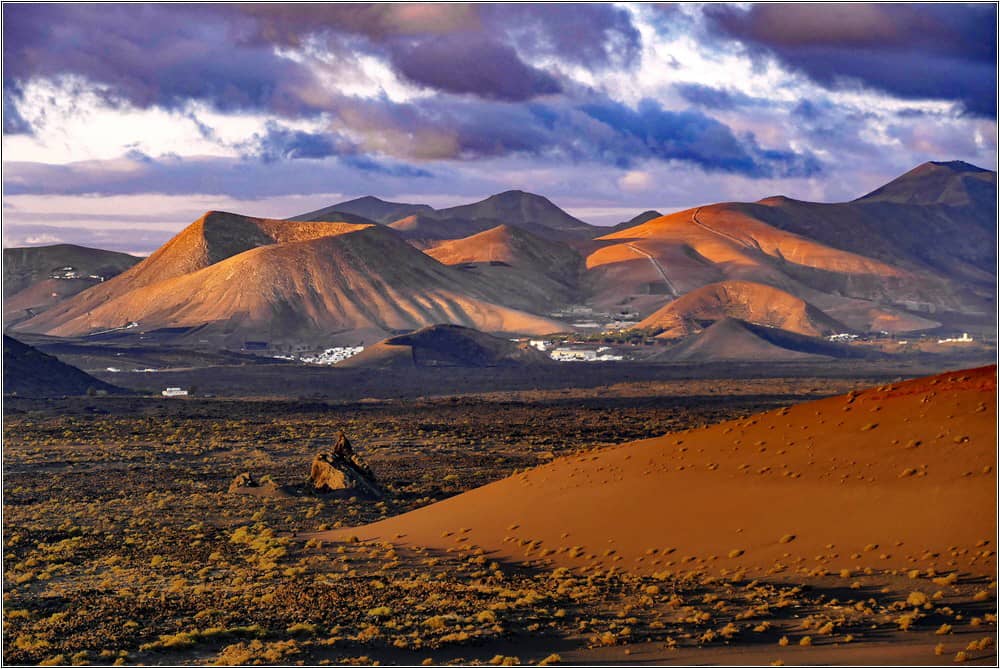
left=2, top=4, right=321, bottom=115
left=231, top=4, right=642, bottom=69
left=579, top=99, right=821, bottom=177
left=479, top=4, right=642, bottom=69
left=341, top=155, right=433, bottom=179
left=2, top=3, right=636, bottom=111
left=387, top=34, right=561, bottom=101
left=324, top=92, right=821, bottom=177
left=227, top=3, right=481, bottom=44
left=242, top=122, right=352, bottom=163
left=704, top=4, right=997, bottom=117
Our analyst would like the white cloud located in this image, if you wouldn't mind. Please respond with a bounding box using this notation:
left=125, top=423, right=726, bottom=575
left=619, top=170, right=654, bottom=192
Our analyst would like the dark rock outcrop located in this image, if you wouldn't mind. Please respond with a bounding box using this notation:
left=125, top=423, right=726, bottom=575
left=309, top=432, right=382, bottom=498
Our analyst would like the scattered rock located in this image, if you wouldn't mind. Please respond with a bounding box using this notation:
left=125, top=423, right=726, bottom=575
left=227, top=471, right=291, bottom=498
left=310, top=432, right=382, bottom=499
left=228, top=471, right=258, bottom=493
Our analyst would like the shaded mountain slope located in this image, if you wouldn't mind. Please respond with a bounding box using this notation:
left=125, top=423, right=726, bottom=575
left=387, top=214, right=496, bottom=245
left=638, top=280, right=846, bottom=338
left=3, top=335, right=123, bottom=397
left=289, top=196, right=433, bottom=224
left=434, top=190, right=597, bottom=241
left=661, top=317, right=863, bottom=362
left=608, top=209, right=663, bottom=233
left=3, top=243, right=140, bottom=296
left=856, top=160, right=996, bottom=206
left=425, top=225, right=584, bottom=308
left=585, top=163, right=993, bottom=329
left=338, top=324, right=550, bottom=368
left=752, top=162, right=996, bottom=301
left=4, top=244, right=141, bottom=323
left=324, top=366, right=996, bottom=578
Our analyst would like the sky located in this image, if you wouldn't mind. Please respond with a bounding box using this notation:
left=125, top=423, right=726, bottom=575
left=2, top=3, right=997, bottom=254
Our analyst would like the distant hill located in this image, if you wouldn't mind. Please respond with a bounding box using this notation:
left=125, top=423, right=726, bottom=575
left=337, top=324, right=550, bottom=368
left=4, top=244, right=141, bottom=323
left=289, top=196, right=431, bottom=224
left=659, top=317, right=865, bottom=363
left=13, top=212, right=567, bottom=347
left=855, top=160, right=995, bottom=207
left=3, top=243, right=140, bottom=296
left=750, top=161, right=996, bottom=301
left=425, top=225, right=584, bottom=309
left=638, top=280, right=846, bottom=339
left=608, top=209, right=663, bottom=233
left=587, top=162, right=996, bottom=331
left=387, top=214, right=496, bottom=246
left=291, top=190, right=598, bottom=243
left=433, top=190, right=598, bottom=241
left=3, top=335, right=123, bottom=397
left=12, top=160, right=994, bottom=358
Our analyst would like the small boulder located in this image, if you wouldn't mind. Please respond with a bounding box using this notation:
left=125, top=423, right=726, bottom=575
left=228, top=471, right=289, bottom=497
left=228, top=471, right=257, bottom=493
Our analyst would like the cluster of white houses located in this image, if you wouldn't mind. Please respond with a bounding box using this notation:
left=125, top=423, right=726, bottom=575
left=549, top=346, right=624, bottom=362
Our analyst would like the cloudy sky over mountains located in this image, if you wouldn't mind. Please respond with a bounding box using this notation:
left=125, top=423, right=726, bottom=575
left=3, top=3, right=996, bottom=253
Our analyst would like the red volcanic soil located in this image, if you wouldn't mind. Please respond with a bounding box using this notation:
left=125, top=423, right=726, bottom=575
left=325, top=366, right=996, bottom=578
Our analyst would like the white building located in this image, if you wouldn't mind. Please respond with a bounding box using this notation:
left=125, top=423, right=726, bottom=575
left=938, top=333, right=974, bottom=344
left=300, top=346, right=364, bottom=365
left=528, top=339, right=551, bottom=351
left=162, top=387, right=189, bottom=397
left=551, top=348, right=598, bottom=362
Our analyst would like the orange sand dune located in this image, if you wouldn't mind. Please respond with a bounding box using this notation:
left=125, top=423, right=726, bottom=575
left=326, top=366, right=997, bottom=578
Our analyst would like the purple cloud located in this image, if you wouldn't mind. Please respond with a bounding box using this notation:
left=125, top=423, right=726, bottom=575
left=387, top=34, right=561, bottom=101
left=2, top=4, right=321, bottom=115
left=480, top=4, right=642, bottom=69
left=704, top=4, right=997, bottom=116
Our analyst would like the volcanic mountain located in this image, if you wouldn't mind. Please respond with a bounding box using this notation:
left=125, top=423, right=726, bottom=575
left=585, top=203, right=924, bottom=324
left=748, top=161, right=996, bottom=302
left=387, top=214, right=497, bottom=247
left=324, top=365, right=996, bottom=578
left=12, top=211, right=566, bottom=347
left=659, top=317, right=863, bottom=363
left=637, top=280, right=846, bottom=339
left=3, top=335, right=123, bottom=397
left=425, top=225, right=585, bottom=309
left=856, top=159, right=996, bottom=206
left=4, top=244, right=140, bottom=323
left=290, top=196, right=432, bottom=225
left=588, top=162, right=996, bottom=332
left=337, top=324, right=550, bottom=369
left=609, top=209, right=663, bottom=233
left=293, top=190, right=597, bottom=243
left=433, top=190, right=598, bottom=241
